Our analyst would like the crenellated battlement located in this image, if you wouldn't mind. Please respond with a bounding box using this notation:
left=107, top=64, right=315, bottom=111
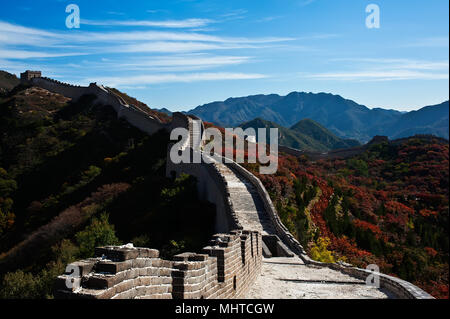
left=54, top=231, right=262, bottom=299
left=38, top=76, right=85, bottom=88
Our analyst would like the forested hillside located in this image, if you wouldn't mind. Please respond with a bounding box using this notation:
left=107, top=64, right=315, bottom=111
left=0, top=84, right=215, bottom=298
left=245, top=136, right=449, bottom=298
left=239, top=118, right=360, bottom=152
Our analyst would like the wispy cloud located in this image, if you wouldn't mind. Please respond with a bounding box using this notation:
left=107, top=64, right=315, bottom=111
left=146, top=9, right=170, bottom=14
left=113, top=41, right=260, bottom=54
left=106, top=11, right=126, bottom=16
left=81, top=18, right=214, bottom=29
left=308, top=70, right=448, bottom=82
left=220, top=9, right=248, bottom=21
left=0, top=49, right=86, bottom=59
left=95, top=54, right=253, bottom=72
left=298, top=0, right=317, bottom=7
left=331, top=58, right=449, bottom=70
left=308, top=57, right=449, bottom=82
left=402, top=37, right=449, bottom=48
left=255, top=16, right=284, bottom=23
left=0, top=19, right=281, bottom=85
left=66, top=30, right=295, bottom=44
left=90, top=72, right=268, bottom=87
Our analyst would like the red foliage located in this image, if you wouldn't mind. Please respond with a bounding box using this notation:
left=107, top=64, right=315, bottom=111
left=353, top=219, right=384, bottom=240
left=246, top=137, right=449, bottom=298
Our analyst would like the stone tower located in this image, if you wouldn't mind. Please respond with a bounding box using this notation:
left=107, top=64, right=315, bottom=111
left=20, top=70, right=42, bottom=83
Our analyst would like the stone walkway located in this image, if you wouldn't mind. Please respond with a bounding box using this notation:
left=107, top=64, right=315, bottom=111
left=212, top=159, right=394, bottom=299
left=246, top=257, right=395, bottom=299
left=217, top=164, right=274, bottom=235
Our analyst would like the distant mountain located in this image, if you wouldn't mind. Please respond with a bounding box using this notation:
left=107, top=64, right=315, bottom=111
left=154, top=107, right=173, bottom=116
left=387, top=101, right=449, bottom=139
left=239, top=118, right=360, bottom=152
left=188, top=92, right=449, bottom=142
left=290, top=119, right=360, bottom=150
left=0, top=71, right=19, bottom=93
left=189, top=94, right=284, bottom=128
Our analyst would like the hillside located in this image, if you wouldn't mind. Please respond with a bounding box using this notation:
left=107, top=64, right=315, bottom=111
left=0, top=85, right=215, bottom=298
left=240, top=118, right=360, bottom=152
left=290, top=119, right=360, bottom=150
left=0, top=71, right=19, bottom=95
left=188, top=92, right=449, bottom=142
left=240, top=118, right=328, bottom=152
left=154, top=108, right=173, bottom=116
left=244, top=136, right=449, bottom=298
left=107, top=87, right=171, bottom=123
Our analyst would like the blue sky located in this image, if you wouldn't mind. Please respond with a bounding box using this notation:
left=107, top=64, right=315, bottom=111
left=0, top=0, right=448, bottom=111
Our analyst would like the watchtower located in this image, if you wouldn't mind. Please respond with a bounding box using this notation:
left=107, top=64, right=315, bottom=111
left=20, top=70, right=42, bottom=83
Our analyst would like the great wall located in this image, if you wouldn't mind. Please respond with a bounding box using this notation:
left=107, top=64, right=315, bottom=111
left=20, top=71, right=433, bottom=299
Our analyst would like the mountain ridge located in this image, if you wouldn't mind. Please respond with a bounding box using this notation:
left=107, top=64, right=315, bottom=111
left=239, top=117, right=361, bottom=152
left=187, top=91, right=449, bottom=142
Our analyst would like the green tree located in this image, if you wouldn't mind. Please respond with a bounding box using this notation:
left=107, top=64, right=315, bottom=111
left=75, top=213, right=120, bottom=258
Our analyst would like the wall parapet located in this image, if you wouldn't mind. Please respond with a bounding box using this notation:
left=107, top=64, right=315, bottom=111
left=54, top=231, right=262, bottom=299
left=28, top=77, right=168, bottom=136
left=224, top=161, right=309, bottom=256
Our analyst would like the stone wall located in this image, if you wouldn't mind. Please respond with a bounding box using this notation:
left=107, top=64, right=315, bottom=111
left=35, top=74, right=433, bottom=299
left=38, top=84, right=264, bottom=299
left=30, top=77, right=90, bottom=102
left=54, top=231, right=262, bottom=299
left=28, top=78, right=168, bottom=136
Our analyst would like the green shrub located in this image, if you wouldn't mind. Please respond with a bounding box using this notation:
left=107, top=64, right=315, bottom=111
left=75, top=213, right=120, bottom=258
left=0, top=270, right=40, bottom=299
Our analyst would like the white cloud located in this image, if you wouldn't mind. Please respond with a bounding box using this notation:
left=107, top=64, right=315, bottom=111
left=109, top=55, right=252, bottom=71
left=402, top=37, right=449, bottom=48
left=91, top=72, right=268, bottom=87
left=0, top=21, right=59, bottom=46
left=308, top=70, right=449, bottom=81
left=64, top=30, right=295, bottom=44
left=298, top=0, right=317, bottom=7
left=331, top=58, right=449, bottom=70
left=64, top=54, right=253, bottom=72
left=0, top=19, right=279, bottom=87
left=0, top=20, right=295, bottom=57
left=81, top=18, right=214, bottom=28
left=311, top=58, right=450, bottom=82
left=114, top=41, right=258, bottom=53
left=0, top=21, right=56, bottom=37
left=0, top=49, right=86, bottom=59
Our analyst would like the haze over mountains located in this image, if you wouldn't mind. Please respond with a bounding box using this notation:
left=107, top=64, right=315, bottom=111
left=188, top=92, right=449, bottom=143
